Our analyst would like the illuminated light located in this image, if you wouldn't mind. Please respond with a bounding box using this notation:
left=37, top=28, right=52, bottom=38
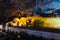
left=12, top=23, right=17, bottom=26
left=8, top=16, right=46, bottom=27
left=44, top=17, right=60, bottom=29
left=19, top=24, right=21, bottom=26
left=8, top=16, right=60, bottom=29
left=26, top=21, right=29, bottom=23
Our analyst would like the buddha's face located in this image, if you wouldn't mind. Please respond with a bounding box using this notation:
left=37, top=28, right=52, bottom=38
left=18, top=13, right=22, bottom=17
left=18, top=14, right=21, bottom=16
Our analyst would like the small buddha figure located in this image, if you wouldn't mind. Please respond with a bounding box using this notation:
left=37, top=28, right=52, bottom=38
left=18, top=12, right=22, bottom=19
left=26, top=19, right=31, bottom=27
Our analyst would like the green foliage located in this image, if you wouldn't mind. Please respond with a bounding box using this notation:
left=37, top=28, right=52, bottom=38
left=33, top=19, right=44, bottom=28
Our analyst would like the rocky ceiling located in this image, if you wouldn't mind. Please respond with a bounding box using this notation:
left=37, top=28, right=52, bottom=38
left=0, top=0, right=36, bottom=23
left=0, top=0, right=36, bottom=16
left=1, top=0, right=36, bottom=9
left=0, top=0, right=59, bottom=23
